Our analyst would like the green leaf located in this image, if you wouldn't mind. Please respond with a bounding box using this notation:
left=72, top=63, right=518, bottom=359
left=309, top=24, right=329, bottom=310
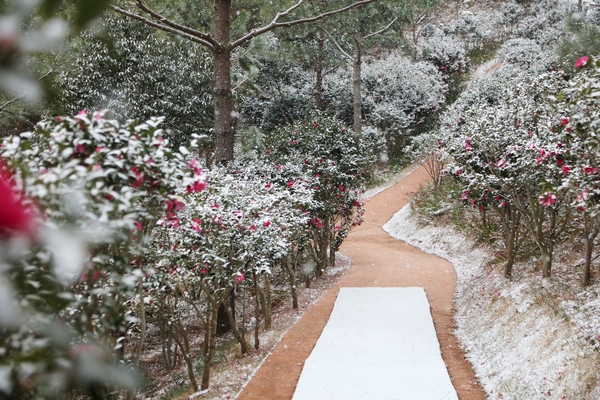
left=73, top=0, right=112, bottom=29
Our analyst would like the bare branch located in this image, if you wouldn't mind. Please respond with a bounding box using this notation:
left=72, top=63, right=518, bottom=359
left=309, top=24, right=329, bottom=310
left=231, top=0, right=376, bottom=49
left=134, top=1, right=220, bottom=49
left=110, top=5, right=216, bottom=50
left=324, top=29, right=354, bottom=61
left=364, top=16, right=399, bottom=40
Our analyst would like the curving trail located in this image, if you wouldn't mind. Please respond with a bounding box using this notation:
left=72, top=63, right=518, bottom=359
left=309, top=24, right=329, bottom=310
left=237, top=166, right=485, bottom=399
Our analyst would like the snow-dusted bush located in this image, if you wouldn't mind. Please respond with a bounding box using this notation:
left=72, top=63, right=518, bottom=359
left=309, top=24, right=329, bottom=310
left=262, top=112, right=372, bottom=276
left=440, top=11, right=505, bottom=51
left=59, top=15, right=214, bottom=148
left=0, top=112, right=202, bottom=397
left=497, top=38, right=545, bottom=67
left=439, top=68, right=570, bottom=278
left=420, top=29, right=469, bottom=77
left=362, top=53, right=447, bottom=158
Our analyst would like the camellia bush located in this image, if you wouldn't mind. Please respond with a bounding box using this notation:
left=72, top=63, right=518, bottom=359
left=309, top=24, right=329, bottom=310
left=0, top=111, right=205, bottom=398
left=439, top=64, right=570, bottom=279
left=554, top=55, right=600, bottom=285
left=262, top=112, right=372, bottom=279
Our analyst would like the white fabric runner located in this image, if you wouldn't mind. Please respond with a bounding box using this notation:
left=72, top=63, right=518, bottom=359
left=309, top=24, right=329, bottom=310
left=292, top=287, right=458, bottom=400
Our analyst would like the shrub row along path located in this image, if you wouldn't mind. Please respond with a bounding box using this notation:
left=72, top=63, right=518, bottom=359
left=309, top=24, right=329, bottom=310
left=238, top=165, right=485, bottom=399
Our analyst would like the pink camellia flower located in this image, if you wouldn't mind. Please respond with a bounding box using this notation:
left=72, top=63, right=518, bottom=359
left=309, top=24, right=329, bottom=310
left=134, top=221, right=143, bottom=232
left=539, top=192, right=557, bottom=207
left=292, top=140, right=298, bottom=145
left=131, top=166, right=144, bottom=188
left=265, top=182, right=272, bottom=189
left=287, top=180, right=295, bottom=188
left=236, top=273, right=244, bottom=283
left=465, top=140, right=473, bottom=151
left=583, top=166, right=598, bottom=175
left=0, top=166, right=35, bottom=238
left=460, top=190, right=471, bottom=201
left=191, top=219, right=202, bottom=233
left=560, top=117, right=569, bottom=127
left=562, top=165, right=571, bottom=175
left=250, top=225, right=257, bottom=232
left=575, top=56, right=589, bottom=69
left=263, top=220, right=271, bottom=227
left=166, top=197, right=185, bottom=213
left=74, top=143, right=86, bottom=154
left=189, top=158, right=202, bottom=175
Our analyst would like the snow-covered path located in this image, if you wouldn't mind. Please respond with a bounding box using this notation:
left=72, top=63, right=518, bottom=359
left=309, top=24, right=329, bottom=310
left=292, top=287, right=458, bottom=400
left=237, top=165, right=484, bottom=399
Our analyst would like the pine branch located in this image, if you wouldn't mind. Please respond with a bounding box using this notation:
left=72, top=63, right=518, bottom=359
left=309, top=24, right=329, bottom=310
left=110, top=5, right=217, bottom=50
left=230, top=0, right=377, bottom=49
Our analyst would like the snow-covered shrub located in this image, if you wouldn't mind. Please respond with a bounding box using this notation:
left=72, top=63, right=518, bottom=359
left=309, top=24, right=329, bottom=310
left=420, top=29, right=469, bottom=77
left=362, top=53, right=447, bottom=158
left=262, top=112, right=372, bottom=276
left=553, top=56, right=600, bottom=284
left=439, top=68, right=570, bottom=278
left=59, top=15, right=214, bottom=148
left=497, top=38, right=544, bottom=68
left=0, top=112, right=202, bottom=397
left=441, top=11, right=505, bottom=51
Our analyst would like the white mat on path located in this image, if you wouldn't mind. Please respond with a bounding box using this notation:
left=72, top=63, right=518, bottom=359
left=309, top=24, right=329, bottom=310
left=292, top=287, right=458, bottom=400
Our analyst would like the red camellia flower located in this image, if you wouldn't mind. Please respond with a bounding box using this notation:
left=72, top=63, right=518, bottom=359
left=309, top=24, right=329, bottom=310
left=575, top=56, right=589, bottom=69
left=583, top=166, right=598, bottom=175
left=0, top=165, right=34, bottom=238
left=287, top=180, right=295, bottom=188
left=263, top=220, right=271, bottom=227
left=187, top=179, right=207, bottom=193
left=560, top=117, right=569, bottom=127
left=562, top=165, right=571, bottom=175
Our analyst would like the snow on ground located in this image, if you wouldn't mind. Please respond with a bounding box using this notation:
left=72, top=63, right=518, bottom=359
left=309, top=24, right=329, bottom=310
left=293, top=287, right=457, bottom=400
left=383, top=204, right=600, bottom=399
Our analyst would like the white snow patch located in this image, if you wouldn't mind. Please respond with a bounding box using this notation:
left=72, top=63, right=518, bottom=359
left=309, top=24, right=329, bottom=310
left=383, top=204, right=600, bottom=399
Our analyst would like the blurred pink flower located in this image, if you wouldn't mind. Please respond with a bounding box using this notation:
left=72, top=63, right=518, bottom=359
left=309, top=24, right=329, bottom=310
left=575, top=56, right=589, bottom=69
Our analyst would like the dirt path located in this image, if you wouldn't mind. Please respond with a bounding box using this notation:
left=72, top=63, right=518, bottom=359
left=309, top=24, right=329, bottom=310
left=237, top=165, right=485, bottom=399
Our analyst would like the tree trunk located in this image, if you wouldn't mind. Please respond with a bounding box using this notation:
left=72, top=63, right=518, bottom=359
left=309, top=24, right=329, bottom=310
left=224, top=296, right=248, bottom=354
left=541, top=246, right=553, bottom=278
left=134, top=279, right=146, bottom=368
left=201, top=297, right=220, bottom=390
left=583, top=214, right=598, bottom=286
left=315, top=30, right=324, bottom=110
left=214, top=0, right=234, bottom=163
left=352, top=33, right=362, bottom=134
left=504, top=208, right=519, bottom=279
left=284, top=257, right=299, bottom=309
left=253, top=272, right=261, bottom=350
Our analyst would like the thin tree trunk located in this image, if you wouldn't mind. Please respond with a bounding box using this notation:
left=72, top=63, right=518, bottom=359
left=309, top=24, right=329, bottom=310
left=214, top=0, right=234, bottom=163
left=201, top=295, right=221, bottom=390
left=253, top=272, right=261, bottom=350
left=352, top=33, right=362, bottom=134
left=224, top=296, right=248, bottom=354
left=504, top=208, right=519, bottom=279
left=134, top=279, right=146, bottom=368
left=583, top=214, right=598, bottom=286
left=284, top=257, right=299, bottom=309
left=315, top=30, right=324, bottom=109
